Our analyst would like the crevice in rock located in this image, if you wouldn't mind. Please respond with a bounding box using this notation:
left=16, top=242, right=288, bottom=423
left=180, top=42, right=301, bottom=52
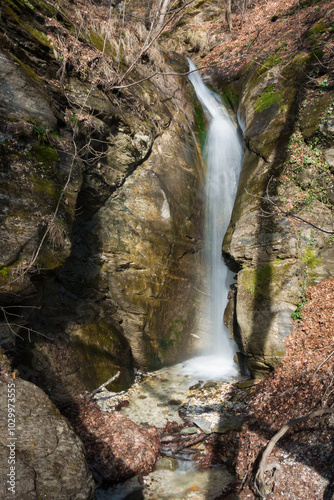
left=222, top=250, right=242, bottom=274
left=244, top=137, right=269, bottom=164
left=177, top=246, right=200, bottom=261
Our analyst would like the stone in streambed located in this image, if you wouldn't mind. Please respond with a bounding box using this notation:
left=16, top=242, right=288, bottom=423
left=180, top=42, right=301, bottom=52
left=213, top=416, right=245, bottom=434
left=193, top=417, right=212, bottom=434
left=167, top=399, right=182, bottom=406
left=236, top=379, right=260, bottom=389
left=180, top=426, right=199, bottom=435
left=194, top=416, right=244, bottom=434
left=156, top=457, right=179, bottom=471
left=202, top=381, right=217, bottom=389
left=189, top=382, right=202, bottom=390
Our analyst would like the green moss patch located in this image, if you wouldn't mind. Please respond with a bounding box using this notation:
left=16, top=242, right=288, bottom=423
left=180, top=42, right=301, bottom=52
left=27, top=144, right=59, bottom=166
left=72, top=320, right=134, bottom=391
left=241, top=260, right=289, bottom=299
left=301, top=247, right=322, bottom=269
left=305, top=20, right=332, bottom=48
left=221, top=86, right=239, bottom=110
left=258, top=54, right=282, bottom=75
left=159, top=318, right=185, bottom=352
left=194, top=100, right=207, bottom=150
left=255, top=84, right=282, bottom=113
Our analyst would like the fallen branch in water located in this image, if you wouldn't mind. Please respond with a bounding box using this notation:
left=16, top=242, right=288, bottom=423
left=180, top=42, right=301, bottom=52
left=160, top=452, right=193, bottom=462
left=254, top=407, right=334, bottom=498
left=161, top=434, right=184, bottom=444
left=87, top=371, right=120, bottom=398
left=176, top=433, right=208, bottom=453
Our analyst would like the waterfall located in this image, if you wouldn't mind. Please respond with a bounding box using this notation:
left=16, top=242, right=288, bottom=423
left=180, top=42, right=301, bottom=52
left=184, top=60, right=244, bottom=380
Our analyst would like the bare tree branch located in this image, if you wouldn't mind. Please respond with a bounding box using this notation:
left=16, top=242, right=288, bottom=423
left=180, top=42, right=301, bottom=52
left=313, top=350, right=334, bottom=376
left=87, top=371, right=121, bottom=398
left=116, top=0, right=198, bottom=85
left=254, top=407, right=334, bottom=498
left=245, top=176, right=334, bottom=234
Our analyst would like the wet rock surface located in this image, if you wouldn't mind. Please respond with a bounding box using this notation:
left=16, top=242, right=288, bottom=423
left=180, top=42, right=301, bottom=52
left=0, top=375, right=95, bottom=500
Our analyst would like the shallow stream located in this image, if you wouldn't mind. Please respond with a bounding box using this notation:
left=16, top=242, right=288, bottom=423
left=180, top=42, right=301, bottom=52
left=95, top=361, right=243, bottom=500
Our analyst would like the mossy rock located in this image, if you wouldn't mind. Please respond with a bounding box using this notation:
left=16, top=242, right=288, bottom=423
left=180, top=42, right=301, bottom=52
left=281, top=51, right=324, bottom=83
left=221, top=84, right=240, bottom=111
left=27, top=143, right=59, bottom=166
left=37, top=245, right=69, bottom=272
left=304, top=19, right=332, bottom=48
left=257, top=54, right=282, bottom=76
left=300, top=94, right=334, bottom=142
left=239, top=259, right=291, bottom=299
left=254, top=83, right=282, bottom=113
left=70, top=319, right=134, bottom=392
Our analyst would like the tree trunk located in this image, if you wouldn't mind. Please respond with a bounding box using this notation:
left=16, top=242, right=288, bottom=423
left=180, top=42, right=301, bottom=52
left=226, top=0, right=233, bottom=32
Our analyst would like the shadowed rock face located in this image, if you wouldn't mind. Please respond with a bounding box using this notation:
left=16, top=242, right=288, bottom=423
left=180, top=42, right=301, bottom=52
left=0, top=0, right=205, bottom=403
left=0, top=375, right=95, bottom=500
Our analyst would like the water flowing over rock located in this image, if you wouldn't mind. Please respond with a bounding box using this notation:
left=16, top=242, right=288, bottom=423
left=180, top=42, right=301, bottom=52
left=187, top=60, right=243, bottom=379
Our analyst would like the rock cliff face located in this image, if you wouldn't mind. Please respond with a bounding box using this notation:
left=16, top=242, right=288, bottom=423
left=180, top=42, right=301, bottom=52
left=0, top=0, right=205, bottom=403
left=215, top=33, right=334, bottom=377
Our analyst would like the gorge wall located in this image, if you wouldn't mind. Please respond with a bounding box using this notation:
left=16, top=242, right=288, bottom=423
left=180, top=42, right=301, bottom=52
left=0, top=0, right=205, bottom=405
left=210, top=9, right=334, bottom=377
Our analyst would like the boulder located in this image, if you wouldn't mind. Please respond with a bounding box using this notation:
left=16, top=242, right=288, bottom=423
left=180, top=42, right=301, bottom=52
left=0, top=375, right=95, bottom=500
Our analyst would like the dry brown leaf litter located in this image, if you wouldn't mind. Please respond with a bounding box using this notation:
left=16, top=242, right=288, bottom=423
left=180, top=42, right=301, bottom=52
left=227, top=277, right=334, bottom=499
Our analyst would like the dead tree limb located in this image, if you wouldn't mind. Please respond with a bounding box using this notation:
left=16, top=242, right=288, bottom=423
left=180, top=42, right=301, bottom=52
left=87, top=371, right=120, bottom=398
left=254, top=407, right=334, bottom=498
left=160, top=434, right=184, bottom=444
left=176, top=433, right=207, bottom=453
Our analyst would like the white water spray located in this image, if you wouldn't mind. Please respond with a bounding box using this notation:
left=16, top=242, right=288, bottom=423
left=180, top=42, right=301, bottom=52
left=183, top=60, right=244, bottom=380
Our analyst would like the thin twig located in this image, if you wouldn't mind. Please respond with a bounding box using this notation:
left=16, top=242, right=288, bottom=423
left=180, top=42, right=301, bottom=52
left=313, top=350, right=334, bottom=376
left=87, top=371, right=121, bottom=398
left=244, top=176, right=334, bottom=234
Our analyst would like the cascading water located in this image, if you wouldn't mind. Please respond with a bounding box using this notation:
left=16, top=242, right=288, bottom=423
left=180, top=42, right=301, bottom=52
left=183, top=60, right=244, bottom=380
